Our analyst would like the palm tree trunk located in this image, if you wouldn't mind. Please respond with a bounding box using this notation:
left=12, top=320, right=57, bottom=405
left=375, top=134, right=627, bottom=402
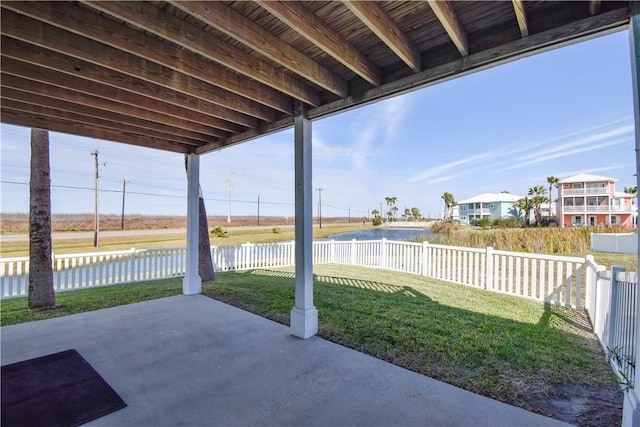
left=28, top=129, right=55, bottom=309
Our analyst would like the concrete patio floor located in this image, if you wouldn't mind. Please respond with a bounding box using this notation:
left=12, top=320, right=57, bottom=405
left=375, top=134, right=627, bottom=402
left=1, top=295, right=570, bottom=426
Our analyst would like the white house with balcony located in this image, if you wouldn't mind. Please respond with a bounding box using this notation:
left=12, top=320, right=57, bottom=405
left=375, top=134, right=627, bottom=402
left=557, top=173, right=637, bottom=228
left=456, top=193, right=523, bottom=225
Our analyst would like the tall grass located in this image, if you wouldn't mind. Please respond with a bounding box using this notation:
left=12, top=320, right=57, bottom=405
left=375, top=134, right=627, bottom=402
left=425, top=223, right=634, bottom=254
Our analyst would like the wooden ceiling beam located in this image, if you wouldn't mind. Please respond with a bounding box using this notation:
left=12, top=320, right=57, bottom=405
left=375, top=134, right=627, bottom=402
left=172, top=1, right=348, bottom=97
left=196, top=117, right=295, bottom=155
left=343, top=1, right=420, bottom=72
left=2, top=99, right=206, bottom=147
left=86, top=1, right=321, bottom=106
left=1, top=88, right=215, bottom=144
left=512, top=0, right=529, bottom=38
left=0, top=72, right=225, bottom=139
left=1, top=2, right=282, bottom=119
left=1, top=56, right=239, bottom=135
left=426, top=0, right=469, bottom=56
left=257, top=1, right=381, bottom=86
left=1, top=36, right=257, bottom=130
left=1, top=108, right=192, bottom=153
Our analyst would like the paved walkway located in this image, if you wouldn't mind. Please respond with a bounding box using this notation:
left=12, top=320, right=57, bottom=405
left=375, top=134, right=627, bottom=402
left=1, top=296, right=570, bottom=426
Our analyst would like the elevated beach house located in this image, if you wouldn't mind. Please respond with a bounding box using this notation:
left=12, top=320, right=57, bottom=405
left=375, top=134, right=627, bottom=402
left=457, top=193, right=522, bottom=225
left=557, top=174, right=637, bottom=228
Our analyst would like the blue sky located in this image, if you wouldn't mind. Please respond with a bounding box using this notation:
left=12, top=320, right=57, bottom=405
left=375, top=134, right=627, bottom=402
left=0, top=30, right=636, bottom=219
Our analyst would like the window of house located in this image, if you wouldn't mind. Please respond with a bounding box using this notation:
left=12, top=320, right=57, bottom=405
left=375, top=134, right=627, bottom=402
left=573, top=216, right=583, bottom=225
left=611, top=216, right=619, bottom=225
left=564, top=198, right=574, bottom=206
left=460, top=205, right=466, bottom=211
left=573, top=183, right=583, bottom=189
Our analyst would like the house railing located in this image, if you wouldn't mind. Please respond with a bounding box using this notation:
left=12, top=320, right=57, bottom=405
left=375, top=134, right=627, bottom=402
left=563, top=188, right=609, bottom=196
left=563, top=205, right=632, bottom=213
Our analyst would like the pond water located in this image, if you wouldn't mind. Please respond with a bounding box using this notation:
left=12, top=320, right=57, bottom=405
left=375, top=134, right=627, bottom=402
left=326, top=228, right=435, bottom=242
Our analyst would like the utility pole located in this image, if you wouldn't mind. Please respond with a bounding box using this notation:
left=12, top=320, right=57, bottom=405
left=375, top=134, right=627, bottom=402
left=257, top=194, right=260, bottom=226
left=348, top=206, right=351, bottom=223
left=317, top=188, right=324, bottom=229
left=91, top=148, right=100, bottom=247
left=226, top=170, right=233, bottom=223
left=121, top=179, right=129, bottom=230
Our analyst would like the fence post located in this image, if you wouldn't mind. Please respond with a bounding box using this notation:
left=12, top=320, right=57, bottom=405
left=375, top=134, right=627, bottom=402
left=609, top=265, right=626, bottom=349
left=130, top=247, right=136, bottom=281
left=421, top=241, right=428, bottom=276
left=585, top=255, right=596, bottom=317
left=485, top=247, right=494, bottom=290
left=330, top=240, right=336, bottom=264
left=350, top=240, right=357, bottom=266
left=381, top=239, right=388, bottom=269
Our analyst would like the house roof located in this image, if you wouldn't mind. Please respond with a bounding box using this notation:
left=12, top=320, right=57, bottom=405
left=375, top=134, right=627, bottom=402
left=558, top=173, right=618, bottom=183
left=458, top=193, right=522, bottom=204
left=0, top=1, right=631, bottom=154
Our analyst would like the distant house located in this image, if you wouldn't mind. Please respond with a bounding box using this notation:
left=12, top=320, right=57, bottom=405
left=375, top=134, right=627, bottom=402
left=456, top=193, right=522, bottom=225
left=557, top=173, right=637, bottom=228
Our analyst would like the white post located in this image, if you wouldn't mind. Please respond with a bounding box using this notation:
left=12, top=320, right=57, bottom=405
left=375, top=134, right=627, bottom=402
left=624, top=7, right=640, bottom=426
left=485, top=247, right=494, bottom=290
left=290, top=107, right=318, bottom=339
left=182, top=153, right=201, bottom=295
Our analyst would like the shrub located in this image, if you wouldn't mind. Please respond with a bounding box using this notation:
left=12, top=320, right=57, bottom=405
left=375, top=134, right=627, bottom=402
left=210, top=226, right=228, bottom=238
left=372, top=216, right=383, bottom=226
left=477, top=218, right=491, bottom=230
left=272, top=227, right=281, bottom=234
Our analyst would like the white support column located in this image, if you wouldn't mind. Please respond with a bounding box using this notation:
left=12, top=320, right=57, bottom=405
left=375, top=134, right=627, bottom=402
left=183, top=153, right=202, bottom=295
left=290, top=106, right=318, bottom=339
left=624, top=8, right=640, bottom=427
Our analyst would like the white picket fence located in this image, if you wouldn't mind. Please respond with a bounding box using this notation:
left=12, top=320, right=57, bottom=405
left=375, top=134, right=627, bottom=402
left=586, top=260, right=638, bottom=385
left=1, top=239, right=590, bottom=309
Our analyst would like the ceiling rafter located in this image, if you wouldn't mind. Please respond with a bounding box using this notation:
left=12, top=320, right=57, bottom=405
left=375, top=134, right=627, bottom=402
left=342, top=1, right=421, bottom=73
left=2, top=98, right=207, bottom=147
left=426, top=0, right=469, bottom=56
left=171, top=1, right=348, bottom=97
left=512, top=0, right=529, bottom=38
left=1, top=36, right=255, bottom=132
left=1, top=56, right=239, bottom=136
left=85, top=1, right=321, bottom=107
left=0, top=72, right=224, bottom=138
left=1, top=87, right=214, bottom=144
left=1, top=108, right=190, bottom=153
left=255, top=1, right=381, bottom=86
left=1, top=2, right=282, bottom=120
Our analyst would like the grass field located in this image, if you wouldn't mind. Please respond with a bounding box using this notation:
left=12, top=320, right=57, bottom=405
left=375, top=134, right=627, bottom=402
left=0, top=264, right=621, bottom=426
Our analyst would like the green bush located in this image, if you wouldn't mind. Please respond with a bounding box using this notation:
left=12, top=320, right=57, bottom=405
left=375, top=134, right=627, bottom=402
left=372, top=216, right=383, bottom=226
left=272, top=227, right=281, bottom=234
left=210, top=226, right=228, bottom=238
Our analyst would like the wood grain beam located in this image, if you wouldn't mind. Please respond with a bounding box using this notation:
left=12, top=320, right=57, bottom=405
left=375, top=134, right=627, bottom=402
left=172, top=1, right=347, bottom=97
left=1, top=108, right=192, bottom=153
left=257, top=1, right=381, bottom=86
left=1, top=56, right=239, bottom=135
left=589, top=1, right=601, bottom=16
left=86, top=1, right=321, bottom=106
left=1, top=87, right=215, bottom=144
left=2, top=99, right=206, bottom=147
left=1, top=2, right=283, bottom=118
left=1, top=36, right=257, bottom=130
left=0, top=72, right=225, bottom=139
left=196, top=117, right=295, bottom=155
left=512, top=0, right=529, bottom=38
left=427, top=0, right=469, bottom=56
left=343, top=1, right=420, bottom=72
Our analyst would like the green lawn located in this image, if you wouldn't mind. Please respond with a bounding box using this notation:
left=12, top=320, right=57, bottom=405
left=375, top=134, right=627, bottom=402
left=1, top=264, right=620, bottom=424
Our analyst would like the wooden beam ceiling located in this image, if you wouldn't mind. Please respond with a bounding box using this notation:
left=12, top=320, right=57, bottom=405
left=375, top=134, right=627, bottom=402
left=426, top=0, right=469, bottom=56
left=343, top=1, right=421, bottom=72
left=257, top=1, right=382, bottom=86
left=0, top=1, right=630, bottom=154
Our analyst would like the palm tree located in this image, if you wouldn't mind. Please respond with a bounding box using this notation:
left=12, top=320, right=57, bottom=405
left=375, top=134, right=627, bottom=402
left=384, top=196, right=397, bottom=222
left=29, top=129, right=55, bottom=310
left=528, top=185, right=547, bottom=226
left=403, top=208, right=411, bottom=221
left=441, top=192, right=455, bottom=219
left=411, top=207, right=421, bottom=221
left=513, top=197, right=533, bottom=227
left=546, top=176, right=559, bottom=218
left=624, top=186, right=638, bottom=196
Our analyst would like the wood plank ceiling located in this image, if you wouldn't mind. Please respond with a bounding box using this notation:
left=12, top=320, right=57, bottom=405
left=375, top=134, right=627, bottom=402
left=0, top=1, right=631, bottom=154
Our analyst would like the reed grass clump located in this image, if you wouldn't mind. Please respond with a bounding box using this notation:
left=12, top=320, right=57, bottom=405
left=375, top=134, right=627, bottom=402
left=425, top=223, right=634, bottom=254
